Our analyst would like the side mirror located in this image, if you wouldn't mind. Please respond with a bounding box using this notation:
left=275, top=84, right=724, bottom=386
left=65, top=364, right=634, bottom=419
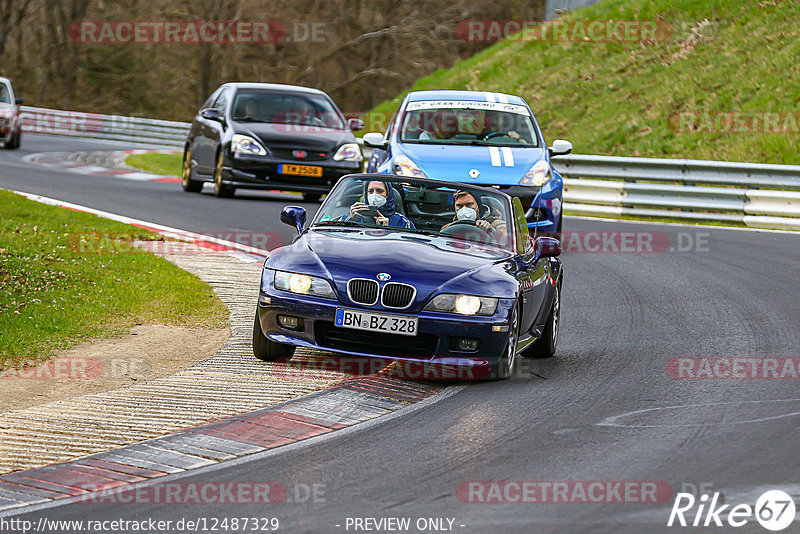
left=548, top=139, right=572, bottom=157
left=200, top=108, right=223, bottom=122
left=535, top=237, right=561, bottom=258
left=281, top=206, right=307, bottom=234
left=347, top=118, right=365, bottom=131
left=362, top=132, right=388, bottom=149
left=14, top=98, right=24, bottom=106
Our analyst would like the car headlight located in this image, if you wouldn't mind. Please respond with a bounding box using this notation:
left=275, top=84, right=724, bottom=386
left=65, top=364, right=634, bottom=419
left=232, top=134, right=268, bottom=156
left=393, top=155, right=427, bottom=178
left=273, top=270, right=336, bottom=299
left=333, top=143, right=363, bottom=162
left=424, top=294, right=498, bottom=316
left=519, top=160, right=551, bottom=187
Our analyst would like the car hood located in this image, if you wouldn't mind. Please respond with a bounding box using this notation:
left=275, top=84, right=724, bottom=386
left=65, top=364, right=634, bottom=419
left=237, top=122, right=354, bottom=152
left=397, top=143, right=546, bottom=185
left=266, top=229, right=519, bottom=310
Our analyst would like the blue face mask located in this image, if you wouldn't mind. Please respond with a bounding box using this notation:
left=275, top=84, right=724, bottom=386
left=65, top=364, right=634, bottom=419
left=368, top=193, right=387, bottom=208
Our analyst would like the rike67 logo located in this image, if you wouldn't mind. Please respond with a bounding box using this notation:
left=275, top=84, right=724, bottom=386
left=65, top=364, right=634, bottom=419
left=668, top=489, right=796, bottom=531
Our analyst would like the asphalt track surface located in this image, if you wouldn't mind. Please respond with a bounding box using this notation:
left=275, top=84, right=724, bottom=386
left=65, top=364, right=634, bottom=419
left=2, top=134, right=800, bottom=533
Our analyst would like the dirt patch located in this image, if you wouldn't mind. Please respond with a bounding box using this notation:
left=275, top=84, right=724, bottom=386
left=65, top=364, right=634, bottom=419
left=0, top=324, right=229, bottom=412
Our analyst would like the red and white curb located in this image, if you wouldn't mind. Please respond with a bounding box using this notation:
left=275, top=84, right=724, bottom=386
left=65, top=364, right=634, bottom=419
left=0, top=191, right=462, bottom=515
left=12, top=190, right=270, bottom=264
left=22, top=150, right=181, bottom=183
left=0, top=377, right=454, bottom=513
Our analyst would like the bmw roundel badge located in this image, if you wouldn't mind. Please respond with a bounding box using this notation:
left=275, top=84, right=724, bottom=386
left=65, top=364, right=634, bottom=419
left=377, top=273, right=391, bottom=281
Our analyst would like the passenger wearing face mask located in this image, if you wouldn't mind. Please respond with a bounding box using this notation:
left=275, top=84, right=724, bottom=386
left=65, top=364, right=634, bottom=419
left=442, top=191, right=507, bottom=237
left=348, top=180, right=415, bottom=228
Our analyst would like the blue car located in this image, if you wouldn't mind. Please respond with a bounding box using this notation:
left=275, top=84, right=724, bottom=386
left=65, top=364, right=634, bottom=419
left=253, top=174, right=563, bottom=380
left=363, top=90, right=572, bottom=235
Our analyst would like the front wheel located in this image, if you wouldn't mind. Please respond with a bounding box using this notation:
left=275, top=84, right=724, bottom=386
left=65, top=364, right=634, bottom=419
left=181, top=148, right=203, bottom=192
left=213, top=151, right=235, bottom=198
left=252, top=311, right=295, bottom=362
left=526, top=280, right=561, bottom=359
left=489, top=305, right=519, bottom=380
left=4, top=131, right=20, bottom=149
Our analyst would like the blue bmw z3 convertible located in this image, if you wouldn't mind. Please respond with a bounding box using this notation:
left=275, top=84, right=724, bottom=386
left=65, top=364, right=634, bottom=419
left=363, top=90, right=572, bottom=236
left=253, top=174, right=563, bottom=380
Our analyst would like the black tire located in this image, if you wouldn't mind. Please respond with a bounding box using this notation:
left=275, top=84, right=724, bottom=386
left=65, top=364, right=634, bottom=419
left=252, top=311, right=295, bottom=362
left=488, top=305, right=519, bottom=380
left=213, top=151, right=235, bottom=198
left=303, top=192, right=322, bottom=203
left=181, top=148, right=203, bottom=193
left=4, top=131, right=20, bottom=150
left=526, top=280, right=561, bottom=359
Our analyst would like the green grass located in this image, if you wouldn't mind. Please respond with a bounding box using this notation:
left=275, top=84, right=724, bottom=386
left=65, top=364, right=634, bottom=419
left=0, top=190, right=228, bottom=370
left=126, top=153, right=182, bottom=177
left=365, top=0, right=800, bottom=164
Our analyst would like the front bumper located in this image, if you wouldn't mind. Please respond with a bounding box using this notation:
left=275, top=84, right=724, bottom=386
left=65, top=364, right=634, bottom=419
left=222, top=152, right=361, bottom=193
left=257, top=285, right=515, bottom=377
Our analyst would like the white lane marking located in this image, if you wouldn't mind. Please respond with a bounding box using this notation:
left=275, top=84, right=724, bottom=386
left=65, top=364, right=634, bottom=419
left=496, top=93, right=509, bottom=104
left=501, top=147, right=514, bottom=167
left=99, top=171, right=162, bottom=181
left=489, top=146, right=501, bottom=166
left=483, top=91, right=496, bottom=103
left=597, top=398, right=800, bottom=428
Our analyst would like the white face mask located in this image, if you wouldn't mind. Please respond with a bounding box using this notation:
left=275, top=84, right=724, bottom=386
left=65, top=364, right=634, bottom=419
left=367, top=193, right=387, bottom=208
left=456, top=206, right=477, bottom=221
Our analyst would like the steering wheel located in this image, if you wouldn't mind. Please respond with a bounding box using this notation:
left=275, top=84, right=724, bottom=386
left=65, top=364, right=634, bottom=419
left=440, top=220, right=493, bottom=243
left=480, top=131, right=507, bottom=141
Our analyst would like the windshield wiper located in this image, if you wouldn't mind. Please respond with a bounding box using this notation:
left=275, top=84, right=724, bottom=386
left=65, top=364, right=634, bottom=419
left=314, top=220, right=369, bottom=228
left=232, top=116, right=266, bottom=122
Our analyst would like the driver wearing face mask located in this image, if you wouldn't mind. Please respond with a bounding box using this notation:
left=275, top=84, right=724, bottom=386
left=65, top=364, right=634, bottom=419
left=348, top=180, right=415, bottom=229
left=442, top=191, right=507, bottom=236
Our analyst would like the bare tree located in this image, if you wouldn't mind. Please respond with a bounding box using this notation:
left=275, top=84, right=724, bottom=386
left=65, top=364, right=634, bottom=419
left=0, top=0, right=32, bottom=67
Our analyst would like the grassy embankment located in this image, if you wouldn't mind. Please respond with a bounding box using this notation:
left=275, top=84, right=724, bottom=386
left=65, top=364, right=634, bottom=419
left=365, top=0, right=800, bottom=164
left=0, top=190, right=228, bottom=369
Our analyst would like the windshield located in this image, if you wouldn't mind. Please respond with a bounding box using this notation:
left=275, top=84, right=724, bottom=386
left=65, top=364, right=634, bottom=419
left=231, top=89, right=345, bottom=129
left=399, top=100, right=539, bottom=147
left=313, top=176, right=515, bottom=251
left=0, top=84, right=10, bottom=104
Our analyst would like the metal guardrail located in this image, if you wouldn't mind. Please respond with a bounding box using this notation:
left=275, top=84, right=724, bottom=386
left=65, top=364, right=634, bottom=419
left=15, top=106, right=800, bottom=230
left=553, top=155, right=800, bottom=230
left=19, top=106, right=190, bottom=148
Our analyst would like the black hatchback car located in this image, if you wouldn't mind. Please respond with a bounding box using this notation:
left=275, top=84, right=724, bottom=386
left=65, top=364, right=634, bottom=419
left=182, top=83, right=365, bottom=200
